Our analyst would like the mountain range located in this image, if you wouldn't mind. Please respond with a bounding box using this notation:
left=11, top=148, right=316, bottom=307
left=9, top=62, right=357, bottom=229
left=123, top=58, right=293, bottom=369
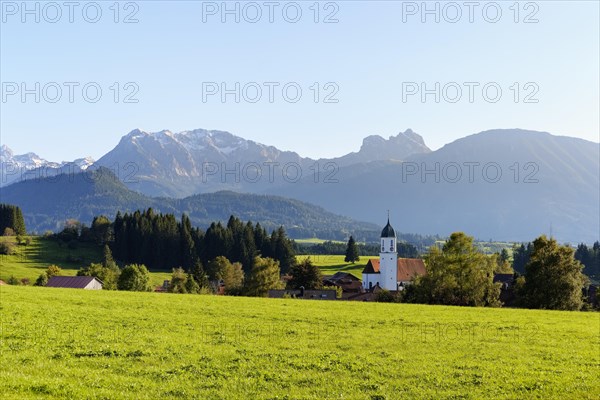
left=89, top=128, right=430, bottom=197
left=1, top=128, right=598, bottom=243
left=1, top=144, right=94, bottom=187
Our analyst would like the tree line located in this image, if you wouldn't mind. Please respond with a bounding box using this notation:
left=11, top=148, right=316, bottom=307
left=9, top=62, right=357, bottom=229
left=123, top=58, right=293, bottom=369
left=110, top=209, right=296, bottom=275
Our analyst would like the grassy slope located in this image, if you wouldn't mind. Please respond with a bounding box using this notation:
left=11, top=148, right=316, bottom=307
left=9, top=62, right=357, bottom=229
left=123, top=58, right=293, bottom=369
left=0, top=237, right=173, bottom=288
left=0, top=236, right=101, bottom=282
left=1, top=286, right=598, bottom=399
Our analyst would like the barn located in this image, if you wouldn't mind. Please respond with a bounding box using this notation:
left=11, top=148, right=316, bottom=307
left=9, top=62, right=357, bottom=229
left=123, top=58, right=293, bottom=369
left=46, top=276, right=103, bottom=290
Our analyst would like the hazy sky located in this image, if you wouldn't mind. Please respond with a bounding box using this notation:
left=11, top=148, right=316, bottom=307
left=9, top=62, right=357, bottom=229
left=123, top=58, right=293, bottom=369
left=1, top=1, right=598, bottom=161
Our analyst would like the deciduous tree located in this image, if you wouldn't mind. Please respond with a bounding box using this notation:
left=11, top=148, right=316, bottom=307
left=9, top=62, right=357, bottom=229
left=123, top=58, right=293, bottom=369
left=521, top=235, right=587, bottom=310
left=409, top=232, right=501, bottom=307
left=245, top=256, right=282, bottom=297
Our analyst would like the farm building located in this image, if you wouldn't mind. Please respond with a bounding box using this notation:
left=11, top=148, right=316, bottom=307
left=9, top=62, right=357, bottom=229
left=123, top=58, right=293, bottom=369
left=323, top=272, right=364, bottom=299
left=46, top=276, right=103, bottom=290
left=323, top=272, right=362, bottom=291
left=362, top=217, right=426, bottom=291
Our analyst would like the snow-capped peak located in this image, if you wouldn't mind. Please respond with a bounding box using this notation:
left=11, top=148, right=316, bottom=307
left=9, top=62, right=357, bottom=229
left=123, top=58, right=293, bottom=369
left=67, top=157, right=96, bottom=170
left=126, top=128, right=250, bottom=155
left=0, top=144, right=96, bottom=188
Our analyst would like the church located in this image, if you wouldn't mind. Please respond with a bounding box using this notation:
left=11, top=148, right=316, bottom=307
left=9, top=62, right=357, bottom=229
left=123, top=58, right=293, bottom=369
left=361, top=217, right=426, bottom=291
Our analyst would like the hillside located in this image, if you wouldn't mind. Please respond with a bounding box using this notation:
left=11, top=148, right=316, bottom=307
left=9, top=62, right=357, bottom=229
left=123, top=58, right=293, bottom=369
left=0, top=169, right=379, bottom=240
left=2, top=286, right=598, bottom=399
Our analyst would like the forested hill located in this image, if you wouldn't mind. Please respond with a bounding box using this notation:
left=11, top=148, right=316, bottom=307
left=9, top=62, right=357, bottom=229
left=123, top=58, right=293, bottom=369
left=0, top=168, right=379, bottom=240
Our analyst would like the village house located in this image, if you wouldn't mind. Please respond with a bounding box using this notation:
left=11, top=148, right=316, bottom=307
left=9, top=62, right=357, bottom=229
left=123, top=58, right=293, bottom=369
left=46, top=276, right=103, bottom=290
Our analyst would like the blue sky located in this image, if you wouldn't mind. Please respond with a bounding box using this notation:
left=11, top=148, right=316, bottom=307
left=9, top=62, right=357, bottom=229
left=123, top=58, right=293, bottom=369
left=1, top=0, right=598, bottom=161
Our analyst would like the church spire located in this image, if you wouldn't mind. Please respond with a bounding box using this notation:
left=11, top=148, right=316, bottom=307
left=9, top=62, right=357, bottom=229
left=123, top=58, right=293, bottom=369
left=381, top=213, right=396, bottom=238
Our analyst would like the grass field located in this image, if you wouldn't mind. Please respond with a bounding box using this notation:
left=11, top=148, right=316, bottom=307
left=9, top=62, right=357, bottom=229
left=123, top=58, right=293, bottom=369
left=1, top=285, right=598, bottom=399
left=298, top=254, right=376, bottom=278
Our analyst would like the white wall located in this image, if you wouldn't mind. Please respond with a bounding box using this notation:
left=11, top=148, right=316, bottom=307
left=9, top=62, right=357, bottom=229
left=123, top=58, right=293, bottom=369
left=84, top=280, right=103, bottom=290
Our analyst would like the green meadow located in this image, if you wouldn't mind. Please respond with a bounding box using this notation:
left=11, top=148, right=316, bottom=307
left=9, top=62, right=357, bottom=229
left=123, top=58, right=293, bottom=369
left=297, top=254, right=375, bottom=278
left=1, top=285, right=598, bottom=399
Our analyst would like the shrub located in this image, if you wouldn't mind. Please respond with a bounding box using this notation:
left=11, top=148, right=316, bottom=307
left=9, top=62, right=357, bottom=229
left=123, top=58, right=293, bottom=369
left=117, top=264, right=151, bottom=292
left=35, top=273, right=49, bottom=287
left=168, top=268, right=188, bottom=294
left=3, top=227, right=15, bottom=237
left=0, top=241, right=16, bottom=255
left=46, top=265, right=62, bottom=277
left=7, top=276, right=20, bottom=285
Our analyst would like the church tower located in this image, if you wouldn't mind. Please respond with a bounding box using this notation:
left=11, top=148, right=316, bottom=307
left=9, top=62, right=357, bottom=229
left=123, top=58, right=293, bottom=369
left=379, top=215, right=398, bottom=290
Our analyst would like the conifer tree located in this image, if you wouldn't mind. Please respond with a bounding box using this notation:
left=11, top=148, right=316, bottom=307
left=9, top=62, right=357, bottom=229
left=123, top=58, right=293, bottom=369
left=344, top=235, right=360, bottom=263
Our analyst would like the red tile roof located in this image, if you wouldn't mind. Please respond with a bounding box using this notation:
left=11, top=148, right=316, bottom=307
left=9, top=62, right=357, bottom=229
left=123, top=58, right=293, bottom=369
left=397, top=258, right=426, bottom=281
left=363, top=259, right=380, bottom=273
left=362, top=258, right=426, bottom=281
left=46, top=276, right=102, bottom=289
